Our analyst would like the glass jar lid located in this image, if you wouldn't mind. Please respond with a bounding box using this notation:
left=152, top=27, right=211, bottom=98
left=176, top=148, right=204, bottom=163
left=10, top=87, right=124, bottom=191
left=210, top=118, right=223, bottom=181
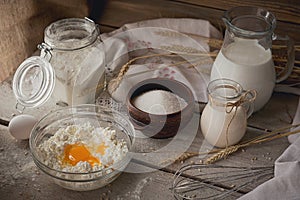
left=13, top=56, right=55, bottom=108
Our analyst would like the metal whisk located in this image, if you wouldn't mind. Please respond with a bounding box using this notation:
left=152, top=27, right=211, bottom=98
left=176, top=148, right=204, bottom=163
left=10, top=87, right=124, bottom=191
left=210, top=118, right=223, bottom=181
left=171, top=164, right=274, bottom=200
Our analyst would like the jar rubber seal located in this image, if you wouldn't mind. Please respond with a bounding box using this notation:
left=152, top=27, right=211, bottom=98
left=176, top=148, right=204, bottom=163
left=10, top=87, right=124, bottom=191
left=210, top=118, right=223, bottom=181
left=12, top=56, right=55, bottom=108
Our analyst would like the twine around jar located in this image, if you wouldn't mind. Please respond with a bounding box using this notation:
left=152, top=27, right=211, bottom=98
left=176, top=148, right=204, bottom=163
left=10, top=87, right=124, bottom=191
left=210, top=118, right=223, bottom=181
left=221, top=90, right=257, bottom=154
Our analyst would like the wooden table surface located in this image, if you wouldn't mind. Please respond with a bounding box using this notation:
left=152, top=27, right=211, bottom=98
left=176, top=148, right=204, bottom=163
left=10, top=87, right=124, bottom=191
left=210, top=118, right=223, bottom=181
left=0, top=75, right=298, bottom=200
left=1, top=1, right=299, bottom=199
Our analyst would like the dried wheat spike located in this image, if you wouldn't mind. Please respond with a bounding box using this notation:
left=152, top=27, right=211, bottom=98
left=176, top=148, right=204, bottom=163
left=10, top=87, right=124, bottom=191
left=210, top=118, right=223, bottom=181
left=108, top=62, right=131, bottom=93
left=108, top=53, right=178, bottom=93
left=204, top=145, right=240, bottom=164
left=175, top=152, right=199, bottom=163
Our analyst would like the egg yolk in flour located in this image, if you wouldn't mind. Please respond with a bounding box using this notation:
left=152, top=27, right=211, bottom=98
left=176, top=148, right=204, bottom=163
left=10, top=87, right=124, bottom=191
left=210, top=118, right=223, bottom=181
left=63, top=143, right=107, bottom=166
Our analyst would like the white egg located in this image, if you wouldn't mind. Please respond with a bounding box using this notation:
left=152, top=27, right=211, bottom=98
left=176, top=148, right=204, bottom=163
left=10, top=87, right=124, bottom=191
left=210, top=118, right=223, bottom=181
left=8, top=114, right=38, bottom=140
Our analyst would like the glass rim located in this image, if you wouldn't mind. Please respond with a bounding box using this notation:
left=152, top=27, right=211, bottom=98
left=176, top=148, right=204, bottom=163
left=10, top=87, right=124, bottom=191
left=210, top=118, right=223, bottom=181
left=223, top=6, right=277, bottom=37
left=207, top=78, right=243, bottom=101
left=44, top=18, right=100, bottom=51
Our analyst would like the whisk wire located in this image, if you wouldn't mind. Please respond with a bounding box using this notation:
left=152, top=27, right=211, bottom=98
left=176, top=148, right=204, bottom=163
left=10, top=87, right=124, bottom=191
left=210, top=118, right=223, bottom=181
left=171, top=164, right=274, bottom=199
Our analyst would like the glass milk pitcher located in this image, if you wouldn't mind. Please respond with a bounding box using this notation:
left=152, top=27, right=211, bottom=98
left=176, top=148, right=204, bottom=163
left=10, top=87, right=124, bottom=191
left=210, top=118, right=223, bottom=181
left=200, top=79, right=256, bottom=148
left=210, top=6, right=294, bottom=112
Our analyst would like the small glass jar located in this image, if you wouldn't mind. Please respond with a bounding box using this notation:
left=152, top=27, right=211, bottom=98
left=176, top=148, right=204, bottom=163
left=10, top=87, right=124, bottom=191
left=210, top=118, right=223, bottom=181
left=200, top=79, right=256, bottom=148
left=12, top=18, right=106, bottom=109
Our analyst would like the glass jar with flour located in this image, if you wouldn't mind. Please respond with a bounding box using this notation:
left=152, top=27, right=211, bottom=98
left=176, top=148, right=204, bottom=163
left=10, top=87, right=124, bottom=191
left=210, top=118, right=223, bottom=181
left=200, top=79, right=256, bottom=148
left=210, top=6, right=294, bottom=112
left=12, top=18, right=106, bottom=108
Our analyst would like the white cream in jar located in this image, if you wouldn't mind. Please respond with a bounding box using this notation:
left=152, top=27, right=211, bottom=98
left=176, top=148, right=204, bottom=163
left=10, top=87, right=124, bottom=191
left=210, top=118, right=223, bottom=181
left=201, top=103, right=247, bottom=148
left=200, top=79, right=256, bottom=148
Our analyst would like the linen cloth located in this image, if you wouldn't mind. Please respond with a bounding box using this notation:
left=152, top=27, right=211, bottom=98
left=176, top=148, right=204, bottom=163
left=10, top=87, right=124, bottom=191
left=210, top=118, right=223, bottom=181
left=102, top=18, right=222, bottom=103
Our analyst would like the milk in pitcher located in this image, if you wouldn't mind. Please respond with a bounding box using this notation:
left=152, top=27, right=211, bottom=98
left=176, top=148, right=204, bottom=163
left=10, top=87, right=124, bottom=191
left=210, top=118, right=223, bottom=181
left=210, top=38, right=275, bottom=111
left=211, top=6, right=294, bottom=112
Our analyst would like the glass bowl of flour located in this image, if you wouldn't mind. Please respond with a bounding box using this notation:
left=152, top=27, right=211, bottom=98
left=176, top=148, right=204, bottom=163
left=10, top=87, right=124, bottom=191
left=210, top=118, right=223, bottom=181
left=29, top=105, right=135, bottom=191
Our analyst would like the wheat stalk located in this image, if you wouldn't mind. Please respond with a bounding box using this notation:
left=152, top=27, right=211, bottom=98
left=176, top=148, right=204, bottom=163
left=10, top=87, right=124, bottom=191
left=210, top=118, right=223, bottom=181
left=174, top=124, right=300, bottom=164
left=160, top=45, right=206, bottom=54
left=204, top=123, right=300, bottom=164
left=205, top=145, right=241, bottom=164
left=157, top=30, right=300, bottom=53
left=108, top=53, right=177, bottom=93
left=174, top=152, right=199, bottom=163
left=162, top=124, right=300, bottom=165
left=108, top=52, right=217, bottom=93
left=108, top=43, right=299, bottom=93
left=179, top=33, right=300, bottom=51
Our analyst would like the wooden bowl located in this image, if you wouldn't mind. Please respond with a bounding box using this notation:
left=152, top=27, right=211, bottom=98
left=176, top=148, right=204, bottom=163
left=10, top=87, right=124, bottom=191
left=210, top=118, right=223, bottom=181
left=126, top=78, right=194, bottom=139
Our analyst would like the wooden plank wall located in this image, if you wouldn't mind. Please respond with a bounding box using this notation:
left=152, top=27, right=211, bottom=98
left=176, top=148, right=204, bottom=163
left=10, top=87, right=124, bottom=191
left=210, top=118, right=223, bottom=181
left=99, top=0, right=300, bottom=42
left=1, top=0, right=299, bottom=82
left=98, top=0, right=300, bottom=83
left=0, top=0, right=88, bottom=83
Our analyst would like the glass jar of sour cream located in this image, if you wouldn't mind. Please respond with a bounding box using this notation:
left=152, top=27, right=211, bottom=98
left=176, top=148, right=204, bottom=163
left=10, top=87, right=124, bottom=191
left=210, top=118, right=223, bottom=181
left=12, top=18, right=106, bottom=109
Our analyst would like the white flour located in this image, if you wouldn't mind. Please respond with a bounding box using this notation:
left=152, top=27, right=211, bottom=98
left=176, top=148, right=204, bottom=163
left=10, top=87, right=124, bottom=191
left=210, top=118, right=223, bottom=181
left=38, top=123, right=128, bottom=173
left=133, top=90, right=187, bottom=115
left=50, top=48, right=106, bottom=105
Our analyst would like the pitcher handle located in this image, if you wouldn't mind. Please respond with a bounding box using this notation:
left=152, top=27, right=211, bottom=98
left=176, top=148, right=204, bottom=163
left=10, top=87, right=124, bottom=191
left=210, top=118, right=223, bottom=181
left=273, top=35, right=295, bottom=83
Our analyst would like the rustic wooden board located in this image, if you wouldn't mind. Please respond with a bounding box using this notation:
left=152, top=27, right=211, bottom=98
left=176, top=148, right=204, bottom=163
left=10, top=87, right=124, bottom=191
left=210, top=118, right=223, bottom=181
left=129, top=93, right=298, bottom=194
left=0, top=123, right=238, bottom=200
left=1, top=0, right=299, bottom=197
left=98, top=0, right=300, bottom=42
left=100, top=24, right=118, bottom=34
left=0, top=124, right=174, bottom=200
left=174, top=0, right=300, bottom=24
left=0, top=124, right=244, bottom=200
left=0, top=76, right=297, bottom=199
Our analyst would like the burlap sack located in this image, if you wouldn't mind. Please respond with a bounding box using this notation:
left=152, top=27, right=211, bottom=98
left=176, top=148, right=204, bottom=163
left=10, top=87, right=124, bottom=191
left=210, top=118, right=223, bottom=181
left=0, top=0, right=88, bottom=82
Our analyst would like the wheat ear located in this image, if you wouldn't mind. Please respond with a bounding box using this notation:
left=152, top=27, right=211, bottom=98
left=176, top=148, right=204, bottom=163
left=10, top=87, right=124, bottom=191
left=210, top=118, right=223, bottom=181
left=204, top=145, right=241, bottom=164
